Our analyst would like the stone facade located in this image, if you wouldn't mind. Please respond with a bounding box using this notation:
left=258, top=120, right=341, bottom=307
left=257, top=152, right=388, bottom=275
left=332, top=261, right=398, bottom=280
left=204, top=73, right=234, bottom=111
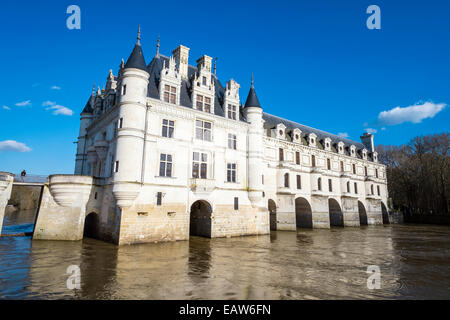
left=0, top=172, right=14, bottom=234
left=29, top=31, right=388, bottom=245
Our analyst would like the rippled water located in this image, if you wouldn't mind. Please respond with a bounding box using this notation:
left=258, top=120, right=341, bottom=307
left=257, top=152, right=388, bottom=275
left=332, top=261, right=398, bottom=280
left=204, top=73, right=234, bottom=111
left=1, top=210, right=449, bottom=299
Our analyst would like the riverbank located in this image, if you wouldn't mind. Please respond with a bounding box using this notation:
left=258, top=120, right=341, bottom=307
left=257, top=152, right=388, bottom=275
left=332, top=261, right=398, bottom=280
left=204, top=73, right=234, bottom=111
left=404, top=214, right=450, bottom=226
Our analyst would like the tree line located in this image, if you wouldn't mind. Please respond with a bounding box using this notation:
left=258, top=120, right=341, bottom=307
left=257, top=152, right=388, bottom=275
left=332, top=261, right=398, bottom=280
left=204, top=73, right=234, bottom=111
left=376, top=132, right=449, bottom=216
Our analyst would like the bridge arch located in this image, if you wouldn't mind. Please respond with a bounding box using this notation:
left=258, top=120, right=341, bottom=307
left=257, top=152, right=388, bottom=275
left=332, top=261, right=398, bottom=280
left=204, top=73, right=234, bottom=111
left=358, top=201, right=368, bottom=226
left=328, top=198, right=344, bottom=227
left=84, top=212, right=100, bottom=239
left=381, top=201, right=389, bottom=224
left=268, top=199, right=277, bottom=231
left=295, top=197, right=313, bottom=228
left=190, top=200, right=212, bottom=237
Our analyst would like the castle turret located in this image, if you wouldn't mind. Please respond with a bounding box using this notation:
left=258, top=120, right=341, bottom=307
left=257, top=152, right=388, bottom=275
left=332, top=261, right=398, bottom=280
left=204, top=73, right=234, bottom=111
left=74, top=85, right=95, bottom=175
left=112, top=26, right=150, bottom=208
left=243, top=74, right=264, bottom=206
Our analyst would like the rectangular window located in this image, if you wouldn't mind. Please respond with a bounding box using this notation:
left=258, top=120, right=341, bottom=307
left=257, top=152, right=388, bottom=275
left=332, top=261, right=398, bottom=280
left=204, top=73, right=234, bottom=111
left=340, top=161, right=344, bottom=172
left=228, top=133, right=237, bottom=150
left=196, top=95, right=211, bottom=113
left=262, top=175, right=264, bottom=185
left=119, top=118, right=123, bottom=128
left=162, top=119, right=175, bottom=138
left=311, top=155, right=316, bottom=167
left=297, top=175, right=301, bottom=189
left=234, top=197, right=239, bottom=210
left=328, top=179, right=332, bottom=192
left=163, top=84, right=177, bottom=104
left=375, top=168, right=379, bottom=178
left=296, top=152, right=300, bottom=165
left=228, top=104, right=237, bottom=120
left=354, top=182, right=358, bottom=194
left=227, top=163, right=236, bottom=183
left=114, top=161, right=119, bottom=173
left=122, top=85, right=126, bottom=95
left=352, top=164, right=356, bottom=174
left=364, top=166, right=368, bottom=176
left=156, top=192, right=162, bottom=206
left=327, top=158, right=331, bottom=170
left=159, top=154, right=172, bottom=177
left=279, top=148, right=284, bottom=161
left=192, top=152, right=207, bottom=179
left=114, top=121, right=118, bottom=137
left=377, top=185, right=380, bottom=196
left=195, top=120, right=212, bottom=141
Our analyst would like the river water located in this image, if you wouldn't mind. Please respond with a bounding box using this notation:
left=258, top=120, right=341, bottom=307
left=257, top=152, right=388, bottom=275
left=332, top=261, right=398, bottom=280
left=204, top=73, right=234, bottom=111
left=1, top=210, right=449, bottom=299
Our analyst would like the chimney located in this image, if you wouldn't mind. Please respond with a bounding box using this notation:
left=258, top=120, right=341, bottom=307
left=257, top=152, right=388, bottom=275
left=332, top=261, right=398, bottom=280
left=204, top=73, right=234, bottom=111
left=172, top=45, right=190, bottom=79
left=196, top=55, right=212, bottom=73
left=360, top=132, right=375, bottom=152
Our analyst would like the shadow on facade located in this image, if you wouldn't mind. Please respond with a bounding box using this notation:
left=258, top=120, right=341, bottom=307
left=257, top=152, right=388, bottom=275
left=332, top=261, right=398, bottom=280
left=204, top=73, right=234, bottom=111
left=295, top=197, right=313, bottom=228
left=329, top=198, right=344, bottom=227
left=190, top=200, right=212, bottom=237
left=358, top=201, right=368, bottom=226
left=268, top=199, right=277, bottom=231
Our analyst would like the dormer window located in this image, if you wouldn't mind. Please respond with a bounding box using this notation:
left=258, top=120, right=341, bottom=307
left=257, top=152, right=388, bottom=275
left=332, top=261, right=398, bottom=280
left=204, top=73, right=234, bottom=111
left=276, top=123, right=286, bottom=140
left=373, top=152, right=378, bottom=162
left=362, top=148, right=368, bottom=160
left=308, top=133, right=317, bottom=147
left=324, top=138, right=332, bottom=151
left=164, top=85, right=177, bottom=104
left=227, top=104, right=237, bottom=120
left=337, top=142, right=345, bottom=155
left=202, top=76, right=207, bottom=85
left=293, top=128, right=302, bottom=143
left=350, top=145, right=356, bottom=157
left=196, top=94, right=211, bottom=113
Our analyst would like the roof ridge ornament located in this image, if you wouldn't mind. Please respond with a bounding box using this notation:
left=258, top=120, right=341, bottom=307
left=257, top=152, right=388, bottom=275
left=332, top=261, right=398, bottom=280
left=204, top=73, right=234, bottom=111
left=156, top=36, right=160, bottom=56
left=251, top=72, right=254, bottom=88
left=137, top=25, right=141, bottom=45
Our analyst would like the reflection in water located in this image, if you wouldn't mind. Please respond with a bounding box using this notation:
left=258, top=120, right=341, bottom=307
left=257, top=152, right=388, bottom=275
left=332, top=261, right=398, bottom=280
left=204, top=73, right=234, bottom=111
left=1, top=210, right=450, bottom=299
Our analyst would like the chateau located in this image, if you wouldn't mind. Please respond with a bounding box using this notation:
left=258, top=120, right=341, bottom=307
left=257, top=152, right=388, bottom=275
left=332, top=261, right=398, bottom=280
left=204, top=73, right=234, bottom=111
left=6, top=29, right=389, bottom=245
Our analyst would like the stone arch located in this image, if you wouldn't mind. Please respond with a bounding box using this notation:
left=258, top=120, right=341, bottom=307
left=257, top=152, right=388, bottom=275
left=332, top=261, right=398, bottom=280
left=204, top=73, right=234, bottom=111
left=190, top=200, right=212, bottom=237
left=358, top=201, right=368, bottom=226
left=84, top=212, right=100, bottom=239
left=295, top=197, right=312, bottom=228
left=381, top=201, right=389, bottom=224
left=328, top=198, right=344, bottom=227
left=268, top=199, right=277, bottom=231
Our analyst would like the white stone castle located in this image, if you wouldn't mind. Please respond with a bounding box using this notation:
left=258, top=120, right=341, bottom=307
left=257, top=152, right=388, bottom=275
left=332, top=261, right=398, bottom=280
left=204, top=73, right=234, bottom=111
left=4, top=29, right=389, bottom=245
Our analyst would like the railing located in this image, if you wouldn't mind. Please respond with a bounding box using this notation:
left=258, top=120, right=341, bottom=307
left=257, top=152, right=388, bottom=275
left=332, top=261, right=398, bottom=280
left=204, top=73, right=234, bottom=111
left=13, top=174, right=48, bottom=183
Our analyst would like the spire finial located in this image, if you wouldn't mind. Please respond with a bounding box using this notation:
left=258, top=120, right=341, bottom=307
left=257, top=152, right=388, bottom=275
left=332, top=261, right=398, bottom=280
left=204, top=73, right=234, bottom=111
left=137, top=25, right=141, bottom=45
left=214, top=57, right=217, bottom=75
left=251, top=73, right=254, bottom=88
left=156, top=35, right=160, bottom=55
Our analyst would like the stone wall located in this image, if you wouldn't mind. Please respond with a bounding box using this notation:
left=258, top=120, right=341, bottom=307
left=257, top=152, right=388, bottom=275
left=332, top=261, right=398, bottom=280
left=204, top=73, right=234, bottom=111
left=8, top=185, right=42, bottom=211
left=0, top=172, right=14, bottom=234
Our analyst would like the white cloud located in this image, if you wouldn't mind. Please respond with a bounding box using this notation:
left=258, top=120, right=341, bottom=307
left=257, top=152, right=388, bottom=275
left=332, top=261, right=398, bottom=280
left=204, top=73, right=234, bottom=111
left=365, top=128, right=377, bottom=134
left=46, top=105, right=73, bottom=116
left=377, top=102, right=446, bottom=126
left=2, top=105, right=11, bottom=110
left=51, top=86, right=61, bottom=90
left=381, top=127, right=386, bottom=131
left=42, top=101, right=56, bottom=106
left=15, top=100, right=31, bottom=107
left=0, top=140, right=32, bottom=152
left=338, top=132, right=349, bottom=138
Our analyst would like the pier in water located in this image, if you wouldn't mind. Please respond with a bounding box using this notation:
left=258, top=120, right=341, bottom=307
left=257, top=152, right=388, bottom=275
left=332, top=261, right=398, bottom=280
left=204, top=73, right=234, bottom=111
left=0, top=210, right=449, bottom=299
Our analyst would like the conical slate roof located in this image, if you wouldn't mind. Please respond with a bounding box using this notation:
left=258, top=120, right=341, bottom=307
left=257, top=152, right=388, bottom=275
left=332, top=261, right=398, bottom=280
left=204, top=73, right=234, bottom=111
left=124, top=44, right=147, bottom=71
left=81, top=96, right=93, bottom=114
left=244, top=86, right=261, bottom=108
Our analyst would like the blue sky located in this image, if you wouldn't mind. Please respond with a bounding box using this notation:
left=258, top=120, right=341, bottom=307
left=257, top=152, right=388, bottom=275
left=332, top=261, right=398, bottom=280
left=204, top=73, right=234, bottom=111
left=0, top=0, right=449, bottom=175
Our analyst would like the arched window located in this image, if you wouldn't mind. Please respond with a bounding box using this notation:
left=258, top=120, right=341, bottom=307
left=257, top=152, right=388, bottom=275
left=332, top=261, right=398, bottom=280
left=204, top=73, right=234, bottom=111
left=347, top=181, right=350, bottom=192
left=371, top=184, right=374, bottom=195
left=318, top=177, right=322, bottom=191
left=284, top=173, right=289, bottom=188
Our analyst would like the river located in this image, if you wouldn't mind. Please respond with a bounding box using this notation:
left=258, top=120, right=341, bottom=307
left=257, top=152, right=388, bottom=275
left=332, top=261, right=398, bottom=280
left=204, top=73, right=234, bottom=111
left=0, top=210, right=449, bottom=299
